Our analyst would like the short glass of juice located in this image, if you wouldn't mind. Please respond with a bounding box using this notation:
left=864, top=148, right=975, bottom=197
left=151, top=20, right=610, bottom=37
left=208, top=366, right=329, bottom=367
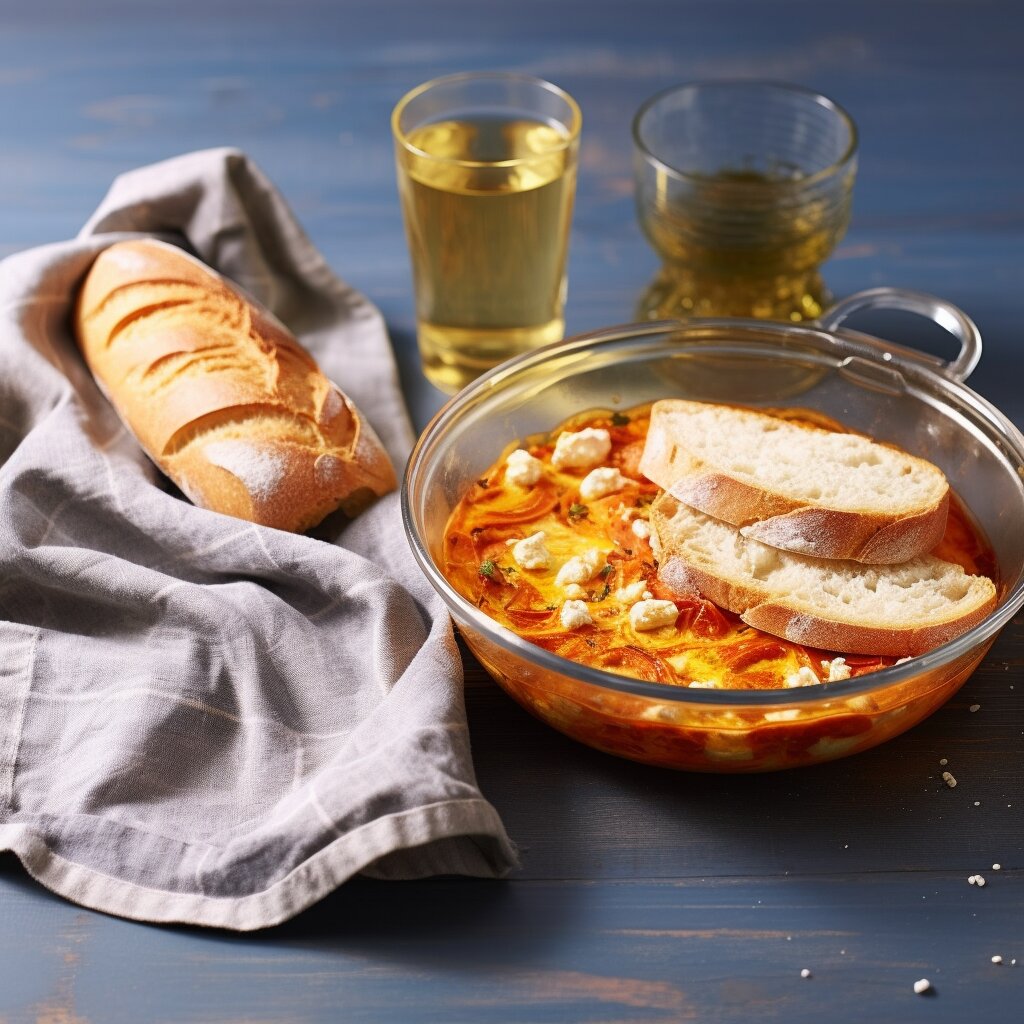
left=392, top=72, right=582, bottom=394
left=633, top=80, right=858, bottom=322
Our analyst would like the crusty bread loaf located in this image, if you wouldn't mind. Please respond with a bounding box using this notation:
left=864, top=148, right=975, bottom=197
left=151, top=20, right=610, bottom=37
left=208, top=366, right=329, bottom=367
left=74, top=239, right=396, bottom=532
left=639, top=400, right=950, bottom=564
left=650, top=493, right=996, bottom=657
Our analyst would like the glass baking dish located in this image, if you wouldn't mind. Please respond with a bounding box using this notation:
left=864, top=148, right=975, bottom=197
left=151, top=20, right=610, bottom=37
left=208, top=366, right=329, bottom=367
left=402, top=288, right=1024, bottom=771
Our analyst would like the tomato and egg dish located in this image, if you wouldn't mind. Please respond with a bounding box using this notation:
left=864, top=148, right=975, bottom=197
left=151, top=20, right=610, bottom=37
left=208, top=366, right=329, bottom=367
left=443, top=406, right=993, bottom=694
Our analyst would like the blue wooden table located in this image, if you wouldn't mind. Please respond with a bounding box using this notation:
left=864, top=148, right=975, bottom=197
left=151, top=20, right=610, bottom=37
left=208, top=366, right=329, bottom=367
left=1, top=1, right=1022, bottom=1020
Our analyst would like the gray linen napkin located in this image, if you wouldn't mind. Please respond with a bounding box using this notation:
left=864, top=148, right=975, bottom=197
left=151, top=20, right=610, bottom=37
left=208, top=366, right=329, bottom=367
left=0, top=148, right=516, bottom=930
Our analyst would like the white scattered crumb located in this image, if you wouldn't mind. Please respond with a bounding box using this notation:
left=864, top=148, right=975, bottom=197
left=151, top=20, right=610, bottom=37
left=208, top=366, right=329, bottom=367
left=785, top=666, right=820, bottom=688
left=688, top=680, right=718, bottom=689
left=993, top=863, right=1002, bottom=870
left=942, top=771, right=957, bottom=788
left=969, top=875, right=978, bottom=885
left=974, top=801, right=981, bottom=807
left=976, top=874, right=987, bottom=887
left=506, top=531, right=551, bottom=570
left=551, top=428, right=611, bottom=470
left=913, top=978, right=932, bottom=995
left=939, top=758, right=948, bottom=766
left=560, top=600, right=593, bottom=630
left=969, top=703, right=981, bottom=712
left=579, top=466, right=628, bottom=501
left=992, top=955, right=1003, bottom=965
left=504, top=448, right=543, bottom=487
left=800, top=968, right=812, bottom=979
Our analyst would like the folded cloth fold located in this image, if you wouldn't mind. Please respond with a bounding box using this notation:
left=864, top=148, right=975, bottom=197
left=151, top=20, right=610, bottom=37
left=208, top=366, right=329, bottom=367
left=0, top=148, right=516, bottom=930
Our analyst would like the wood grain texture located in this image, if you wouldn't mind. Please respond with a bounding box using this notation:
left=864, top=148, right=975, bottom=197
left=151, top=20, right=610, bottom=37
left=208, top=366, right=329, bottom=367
left=0, top=0, right=1022, bottom=1020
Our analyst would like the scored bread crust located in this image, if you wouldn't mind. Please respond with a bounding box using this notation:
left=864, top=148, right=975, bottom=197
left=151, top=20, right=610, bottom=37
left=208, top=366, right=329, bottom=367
left=652, top=494, right=997, bottom=658
left=74, top=239, right=396, bottom=532
left=641, top=400, right=951, bottom=564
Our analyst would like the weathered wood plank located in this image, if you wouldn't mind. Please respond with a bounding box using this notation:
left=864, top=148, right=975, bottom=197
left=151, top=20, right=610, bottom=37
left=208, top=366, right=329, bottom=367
left=0, top=866, right=1020, bottom=1023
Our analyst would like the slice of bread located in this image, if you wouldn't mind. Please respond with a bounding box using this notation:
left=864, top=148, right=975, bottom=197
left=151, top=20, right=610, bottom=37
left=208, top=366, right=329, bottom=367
left=639, top=400, right=950, bottom=564
left=650, top=493, right=996, bottom=658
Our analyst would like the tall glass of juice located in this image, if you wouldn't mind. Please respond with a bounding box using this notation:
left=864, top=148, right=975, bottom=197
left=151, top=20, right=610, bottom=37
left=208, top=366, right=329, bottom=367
left=393, top=72, right=581, bottom=393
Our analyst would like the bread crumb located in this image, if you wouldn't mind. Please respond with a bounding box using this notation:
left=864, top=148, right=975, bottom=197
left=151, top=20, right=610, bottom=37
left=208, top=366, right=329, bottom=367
left=942, top=771, right=957, bottom=788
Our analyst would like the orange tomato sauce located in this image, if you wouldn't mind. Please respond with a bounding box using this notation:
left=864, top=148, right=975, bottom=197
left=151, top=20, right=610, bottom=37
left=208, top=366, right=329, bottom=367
left=442, top=406, right=995, bottom=691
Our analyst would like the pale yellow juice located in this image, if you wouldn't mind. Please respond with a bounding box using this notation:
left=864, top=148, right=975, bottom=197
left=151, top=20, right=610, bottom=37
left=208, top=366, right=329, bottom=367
left=397, top=116, right=576, bottom=393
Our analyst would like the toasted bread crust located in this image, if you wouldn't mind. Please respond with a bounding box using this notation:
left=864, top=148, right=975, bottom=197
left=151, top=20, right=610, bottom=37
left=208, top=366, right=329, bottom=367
left=658, top=553, right=996, bottom=657
left=642, top=400, right=950, bottom=564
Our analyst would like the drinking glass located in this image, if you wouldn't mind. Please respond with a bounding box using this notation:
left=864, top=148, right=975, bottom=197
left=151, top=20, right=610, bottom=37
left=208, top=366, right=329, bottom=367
left=632, top=81, right=858, bottom=322
left=393, top=72, right=581, bottom=393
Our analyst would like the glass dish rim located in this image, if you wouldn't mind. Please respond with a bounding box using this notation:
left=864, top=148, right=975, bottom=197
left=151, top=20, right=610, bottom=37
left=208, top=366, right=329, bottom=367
left=402, top=316, right=1024, bottom=708
left=391, top=70, right=582, bottom=169
left=631, top=78, right=859, bottom=190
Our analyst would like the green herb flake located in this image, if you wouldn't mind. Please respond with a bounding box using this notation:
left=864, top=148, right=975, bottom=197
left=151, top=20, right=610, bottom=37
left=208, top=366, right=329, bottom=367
left=478, top=559, right=497, bottom=579
left=568, top=503, right=590, bottom=522
left=610, top=412, right=630, bottom=426
left=599, top=564, right=614, bottom=579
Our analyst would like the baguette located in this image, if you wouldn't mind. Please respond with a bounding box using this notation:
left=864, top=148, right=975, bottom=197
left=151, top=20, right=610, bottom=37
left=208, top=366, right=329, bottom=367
left=639, top=400, right=949, bottom=564
left=74, top=239, right=396, bottom=532
left=650, top=493, right=996, bottom=658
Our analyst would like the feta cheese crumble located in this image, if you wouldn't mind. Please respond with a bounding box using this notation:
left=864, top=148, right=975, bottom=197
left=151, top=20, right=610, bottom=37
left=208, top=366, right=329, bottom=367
left=505, top=448, right=543, bottom=487
left=551, top=428, right=611, bottom=470
left=629, top=599, right=678, bottom=632
left=506, top=531, right=551, bottom=571
left=785, top=666, right=819, bottom=688
left=560, top=600, right=593, bottom=630
left=821, top=657, right=851, bottom=682
left=579, top=466, right=628, bottom=501
left=631, top=518, right=651, bottom=540
left=614, top=580, right=653, bottom=604
left=555, top=549, right=605, bottom=587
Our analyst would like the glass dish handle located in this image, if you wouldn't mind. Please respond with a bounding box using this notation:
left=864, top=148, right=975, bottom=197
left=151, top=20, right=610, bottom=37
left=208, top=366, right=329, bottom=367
left=817, top=287, right=982, bottom=383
